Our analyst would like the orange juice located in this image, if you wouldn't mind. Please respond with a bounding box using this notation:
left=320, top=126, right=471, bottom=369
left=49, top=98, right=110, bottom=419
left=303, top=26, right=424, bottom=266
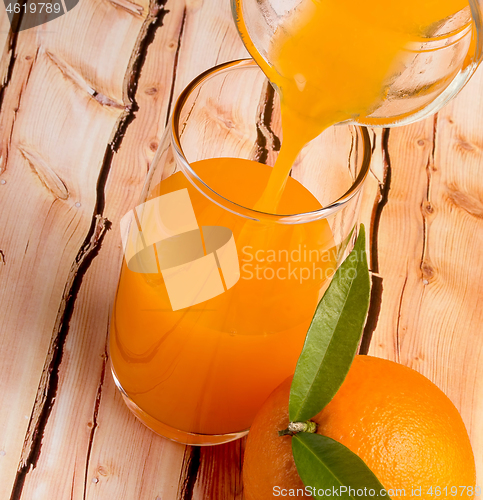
left=110, top=158, right=337, bottom=439
left=236, top=0, right=469, bottom=209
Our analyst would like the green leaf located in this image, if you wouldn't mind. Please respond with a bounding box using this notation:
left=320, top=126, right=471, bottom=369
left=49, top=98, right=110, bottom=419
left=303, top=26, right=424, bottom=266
left=292, top=433, right=390, bottom=499
left=289, top=225, right=370, bottom=422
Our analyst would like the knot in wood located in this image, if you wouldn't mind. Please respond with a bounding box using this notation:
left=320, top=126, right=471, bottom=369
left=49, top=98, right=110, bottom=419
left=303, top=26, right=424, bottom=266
left=421, top=262, right=435, bottom=281
left=423, top=202, right=434, bottom=215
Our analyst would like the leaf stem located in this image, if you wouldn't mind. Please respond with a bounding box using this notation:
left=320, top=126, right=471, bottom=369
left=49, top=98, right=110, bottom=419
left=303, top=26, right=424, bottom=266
left=278, top=420, right=318, bottom=436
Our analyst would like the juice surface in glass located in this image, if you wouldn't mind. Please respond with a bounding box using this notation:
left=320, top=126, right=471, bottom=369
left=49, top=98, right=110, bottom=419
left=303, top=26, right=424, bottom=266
left=110, top=158, right=337, bottom=440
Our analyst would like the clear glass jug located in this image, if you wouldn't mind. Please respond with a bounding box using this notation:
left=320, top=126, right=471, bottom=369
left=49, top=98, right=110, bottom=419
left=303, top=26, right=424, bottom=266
left=233, top=0, right=483, bottom=127
left=110, top=59, right=371, bottom=446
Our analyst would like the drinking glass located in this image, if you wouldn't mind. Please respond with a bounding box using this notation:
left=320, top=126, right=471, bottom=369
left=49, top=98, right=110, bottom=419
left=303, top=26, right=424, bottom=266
left=110, top=59, right=371, bottom=446
left=232, top=0, right=483, bottom=127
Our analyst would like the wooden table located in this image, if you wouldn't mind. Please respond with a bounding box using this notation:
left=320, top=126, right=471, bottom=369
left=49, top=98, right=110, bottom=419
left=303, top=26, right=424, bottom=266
left=0, top=1, right=482, bottom=498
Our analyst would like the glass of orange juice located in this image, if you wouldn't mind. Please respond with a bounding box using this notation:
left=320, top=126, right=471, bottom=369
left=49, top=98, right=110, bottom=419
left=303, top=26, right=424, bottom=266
left=109, top=59, right=371, bottom=446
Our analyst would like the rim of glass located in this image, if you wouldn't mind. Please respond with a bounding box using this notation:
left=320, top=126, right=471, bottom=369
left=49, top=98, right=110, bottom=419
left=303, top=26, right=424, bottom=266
left=171, top=59, right=372, bottom=224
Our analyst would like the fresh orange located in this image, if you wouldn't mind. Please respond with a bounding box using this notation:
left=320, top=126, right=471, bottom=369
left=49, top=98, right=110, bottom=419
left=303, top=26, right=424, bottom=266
left=243, top=355, right=476, bottom=500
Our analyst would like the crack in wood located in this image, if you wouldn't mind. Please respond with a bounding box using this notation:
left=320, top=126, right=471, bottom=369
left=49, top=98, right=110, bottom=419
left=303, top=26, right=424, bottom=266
left=82, top=343, right=108, bottom=500
left=177, top=447, right=201, bottom=500
left=2, top=120, right=15, bottom=175
left=70, top=469, right=75, bottom=500
left=9, top=215, right=111, bottom=500
left=18, top=144, right=70, bottom=200
left=370, top=129, right=377, bottom=155
left=94, top=0, right=170, bottom=220
left=0, top=10, right=25, bottom=107
left=394, top=271, right=408, bottom=362
left=45, top=50, right=96, bottom=97
left=0, top=47, right=39, bottom=175
left=9, top=3, right=172, bottom=498
left=370, top=128, right=392, bottom=275
left=108, top=0, right=145, bottom=16
left=359, top=273, right=383, bottom=355
left=0, top=249, right=5, bottom=265
left=254, top=81, right=281, bottom=164
left=165, top=7, right=186, bottom=127
left=420, top=114, right=438, bottom=284
left=45, top=50, right=127, bottom=110
left=93, top=92, right=127, bottom=109
left=114, top=0, right=170, bottom=150
left=359, top=128, right=392, bottom=354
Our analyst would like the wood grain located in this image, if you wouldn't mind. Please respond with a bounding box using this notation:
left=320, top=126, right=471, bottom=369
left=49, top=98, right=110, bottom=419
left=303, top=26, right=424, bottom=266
left=0, top=0, right=482, bottom=498
left=0, top=0, right=150, bottom=497
left=0, top=44, right=123, bottom=500
left=367, top=68, right=483, bottom=482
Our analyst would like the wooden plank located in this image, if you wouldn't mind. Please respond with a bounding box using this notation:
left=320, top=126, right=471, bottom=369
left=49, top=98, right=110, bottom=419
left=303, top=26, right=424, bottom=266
left=171, top=0, right=249, bottom=100
left=367, top=66, right=483, bottom=484
left=38, top=0, right=148, bottom=105
left=15, top=2, right=190, bottom=498
left=192, top=441, right=245, bottom=499
left=0, top=48, right=122, bottom=500
left=0, top=1, right=152, bottom=498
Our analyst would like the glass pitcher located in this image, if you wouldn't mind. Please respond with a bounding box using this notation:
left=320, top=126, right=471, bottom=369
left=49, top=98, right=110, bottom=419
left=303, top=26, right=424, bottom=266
left=232, top=0, right=483, bottom=127
left=110, top=59, right=371, bottom=446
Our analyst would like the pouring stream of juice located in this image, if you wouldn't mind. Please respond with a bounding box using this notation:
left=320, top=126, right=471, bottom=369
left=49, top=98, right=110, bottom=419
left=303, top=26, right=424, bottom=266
left=234, top=0, right=469, bottom=211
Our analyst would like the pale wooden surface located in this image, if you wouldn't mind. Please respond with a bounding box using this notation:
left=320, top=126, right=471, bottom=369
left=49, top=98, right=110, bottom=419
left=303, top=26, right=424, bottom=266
left=0, top=1, right=482, bottom=499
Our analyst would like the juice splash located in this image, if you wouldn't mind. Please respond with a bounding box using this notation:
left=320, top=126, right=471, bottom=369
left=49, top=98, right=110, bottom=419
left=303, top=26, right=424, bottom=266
left=110, top=158, right=337, bottom=438
left=235, top=0, right=469, bottom=210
